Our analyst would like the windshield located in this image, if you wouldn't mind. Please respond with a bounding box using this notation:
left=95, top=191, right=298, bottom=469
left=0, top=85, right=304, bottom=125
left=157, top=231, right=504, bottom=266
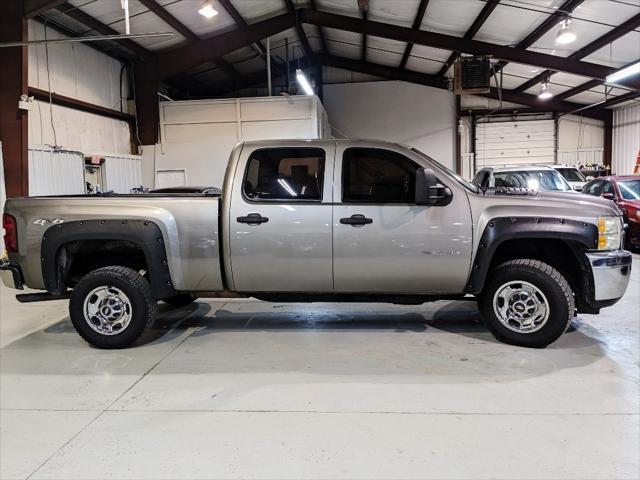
left=619, top=179, right=640, bottom=200
left=555, top=167, right=586, bottom=182
left=410, top=148, right=479, bottom=193
left=494, top=170, right=572, bottom=191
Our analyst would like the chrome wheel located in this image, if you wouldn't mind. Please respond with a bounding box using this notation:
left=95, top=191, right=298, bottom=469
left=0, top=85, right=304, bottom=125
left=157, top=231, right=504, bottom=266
left=492, top=281, right=549, bottom=334
left=83, top=286, right=132, bottom=335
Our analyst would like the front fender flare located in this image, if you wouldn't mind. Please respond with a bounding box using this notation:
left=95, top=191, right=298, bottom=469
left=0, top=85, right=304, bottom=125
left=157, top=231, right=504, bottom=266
left=465, top=216, right=598, bottom=294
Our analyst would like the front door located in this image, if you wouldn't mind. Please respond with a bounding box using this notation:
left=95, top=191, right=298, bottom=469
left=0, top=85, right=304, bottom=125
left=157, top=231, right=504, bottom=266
left=332, top=145, right=472, bottom=293
left=229, top=144, right=334, bottom=292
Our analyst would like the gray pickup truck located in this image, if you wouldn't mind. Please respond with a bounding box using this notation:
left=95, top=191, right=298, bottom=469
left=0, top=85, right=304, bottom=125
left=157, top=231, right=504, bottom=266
left=1, top=140, right=632, bottom=349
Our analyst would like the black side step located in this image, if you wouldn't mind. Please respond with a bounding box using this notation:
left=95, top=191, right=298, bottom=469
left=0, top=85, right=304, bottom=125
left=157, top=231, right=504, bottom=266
left=16, top=292, right=71, bottom=303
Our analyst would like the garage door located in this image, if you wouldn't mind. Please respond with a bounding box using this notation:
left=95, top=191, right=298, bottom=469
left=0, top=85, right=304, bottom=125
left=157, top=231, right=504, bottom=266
left=475, top=119, right=555, bottom=170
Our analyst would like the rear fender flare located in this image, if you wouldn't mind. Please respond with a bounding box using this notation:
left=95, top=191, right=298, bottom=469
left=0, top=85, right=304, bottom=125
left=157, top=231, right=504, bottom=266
left=41, top=219, right=176, bottom=298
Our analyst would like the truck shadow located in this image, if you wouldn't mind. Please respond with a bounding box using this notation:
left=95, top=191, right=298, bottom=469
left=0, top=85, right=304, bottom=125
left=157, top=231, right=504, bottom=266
left=150, top=298, right=596, bottom=350
left=0, top=299, right=608, bottom=381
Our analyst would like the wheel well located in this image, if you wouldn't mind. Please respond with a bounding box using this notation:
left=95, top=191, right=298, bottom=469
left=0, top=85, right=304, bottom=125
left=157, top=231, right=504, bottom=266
left=487, top=238, right=588, bottom=301
left=57, top=239, right=148, bottom=288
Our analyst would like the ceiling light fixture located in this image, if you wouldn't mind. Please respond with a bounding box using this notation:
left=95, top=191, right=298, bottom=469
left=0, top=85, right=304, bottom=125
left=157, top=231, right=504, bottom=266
left=555, top=18, right=576, bottom=44
left=606, top=61, right=640, bottom=85
left=538, top=82, right=553, bottom=100
left=296, top=69, right=314, bottom=95
left=198, top=2, right=218, bottom=18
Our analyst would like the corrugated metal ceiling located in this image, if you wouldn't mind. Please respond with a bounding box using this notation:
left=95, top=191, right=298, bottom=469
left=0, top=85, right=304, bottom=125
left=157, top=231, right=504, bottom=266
left=37, top=0, right=640, bottom=108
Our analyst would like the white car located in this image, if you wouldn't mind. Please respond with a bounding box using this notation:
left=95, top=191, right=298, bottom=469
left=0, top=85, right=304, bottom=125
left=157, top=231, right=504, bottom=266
left=472, top=165, right=578, bottom=193
left=550, top=165, right=589, bottom=191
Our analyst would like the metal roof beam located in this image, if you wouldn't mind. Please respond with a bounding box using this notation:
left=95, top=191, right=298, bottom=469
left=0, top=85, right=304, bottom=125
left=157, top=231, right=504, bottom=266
left=298, top=8, right=640, bottom=90
left=284, top=0, right=313, bottom=57
left=309, top=0, right=327, bottom=52
left=138, top=0, right=240, bottom=81
left=54, top=2, right=150, bottom=58
left=217, top=0, right=284, bottom=75
left=438, top=0, right=500, bottom=77
left=317, top=53, right=611, bottom=121
left=493, top=0, right=584, bottom=73
left=399, top=0, right=430, bottom=69
left=24, top=0, right=66, bottom=18
left=513, top=12, right=640, bottom=94
left=155, top=11, right=295, bottom=79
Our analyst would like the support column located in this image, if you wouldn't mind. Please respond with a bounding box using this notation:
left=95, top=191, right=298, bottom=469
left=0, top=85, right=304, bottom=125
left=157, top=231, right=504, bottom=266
left=133, top=60, right=160, bottom=146
left=455, top=94, right=462, bottom=175
left=603, top=116, right=613, bottom=173
left=0, top=0, right=29, bottom=197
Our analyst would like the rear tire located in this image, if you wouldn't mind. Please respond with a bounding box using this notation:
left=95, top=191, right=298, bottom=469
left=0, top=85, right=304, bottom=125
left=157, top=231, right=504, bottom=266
left=69, top=266, right=156, bottom=349
left=162, top=293, right=196, bottom=307
left=479, top=259, right=574, bottom=348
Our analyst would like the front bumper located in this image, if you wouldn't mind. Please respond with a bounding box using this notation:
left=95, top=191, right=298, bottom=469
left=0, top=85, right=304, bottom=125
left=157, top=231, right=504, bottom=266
left=586, top=250, right=632, bottom=302
left=0, top=260, right=24, bottom=290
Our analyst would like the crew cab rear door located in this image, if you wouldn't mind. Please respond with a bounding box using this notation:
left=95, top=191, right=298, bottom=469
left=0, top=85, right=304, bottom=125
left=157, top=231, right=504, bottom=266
left=228, top=143, right=335, bottom=292
left=332, top=145, right=472, bottom=293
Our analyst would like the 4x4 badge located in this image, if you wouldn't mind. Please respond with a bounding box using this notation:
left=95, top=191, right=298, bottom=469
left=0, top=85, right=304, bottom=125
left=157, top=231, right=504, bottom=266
left=33, top=218, right=64, bottom=226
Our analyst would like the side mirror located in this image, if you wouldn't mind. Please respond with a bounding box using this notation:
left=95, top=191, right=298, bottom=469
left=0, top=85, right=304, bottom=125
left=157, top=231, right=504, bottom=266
left=586, top=176, right=594, bottom=181
left=602, top=192, right=615, bottom=200
left=573, top=185, right=583, bottom=191
left=415, top=168, right=452, bottom=206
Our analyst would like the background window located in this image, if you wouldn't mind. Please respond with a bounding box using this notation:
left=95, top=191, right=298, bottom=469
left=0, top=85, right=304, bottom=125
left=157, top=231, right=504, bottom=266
left=342, top=148, right=419, bottom=203
left=584, top=180, right=603, bottom=196
left=243, top=148, right=325, bottom=201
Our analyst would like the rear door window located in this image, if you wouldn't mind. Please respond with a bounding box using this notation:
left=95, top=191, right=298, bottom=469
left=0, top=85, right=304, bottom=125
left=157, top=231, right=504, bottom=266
left=243, top=148, right=325, bottom=201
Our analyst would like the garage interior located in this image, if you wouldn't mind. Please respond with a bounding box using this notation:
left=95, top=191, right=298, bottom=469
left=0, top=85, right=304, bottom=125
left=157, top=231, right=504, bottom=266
left=0, top=0, right=639, bottom=479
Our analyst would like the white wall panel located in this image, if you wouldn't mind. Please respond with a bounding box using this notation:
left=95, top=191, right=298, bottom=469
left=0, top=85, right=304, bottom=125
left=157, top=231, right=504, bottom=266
left=103, top=155, right=142, bottom=193
left=613, top=104, right=640, bottom=175
left=27, top=20, right=132, bottom=156
left=557, top=149, right=604, bottom=167
left=28, top=20, right=129, bottom=112
left=29, top=100, right=131, bottom=154
left=323, top=80, right=455, bottom=169
left=28, top=146, right=85, bottom=196
left=154, top=96, right=329, bottom=189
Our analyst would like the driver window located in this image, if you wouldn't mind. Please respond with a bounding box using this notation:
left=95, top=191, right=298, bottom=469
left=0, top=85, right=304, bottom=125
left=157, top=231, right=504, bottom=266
left=584, top=180, right=603, bottom=196
left=601, top=181, right=615, bottom=198
left=342, top=148, right=419, bottom=204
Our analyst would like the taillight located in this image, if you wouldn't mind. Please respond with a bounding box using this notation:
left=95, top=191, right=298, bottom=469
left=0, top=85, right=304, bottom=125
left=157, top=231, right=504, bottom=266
left=2, top=214, right=18, bottom=253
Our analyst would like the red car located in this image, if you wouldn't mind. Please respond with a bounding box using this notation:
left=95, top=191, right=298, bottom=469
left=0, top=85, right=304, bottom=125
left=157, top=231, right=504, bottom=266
left=582, top=175, right=640, bottom=250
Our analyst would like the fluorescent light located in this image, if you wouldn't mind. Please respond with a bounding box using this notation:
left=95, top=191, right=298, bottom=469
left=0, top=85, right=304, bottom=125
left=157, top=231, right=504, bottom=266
left=538, top=82, right=553, bottom=100
left=555, top=19, right=576, bottom=45
left=296, top=68, right=314, bottom=95
left=606, top=62, right=640, bottom=85
left=198, top=3, right=218, bottom=18
left=277, top=178, right=298, bottom=197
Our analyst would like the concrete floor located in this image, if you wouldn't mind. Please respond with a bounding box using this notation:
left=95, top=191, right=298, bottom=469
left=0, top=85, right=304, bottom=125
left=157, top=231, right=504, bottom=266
left=0, top=256, right=638, bottom=480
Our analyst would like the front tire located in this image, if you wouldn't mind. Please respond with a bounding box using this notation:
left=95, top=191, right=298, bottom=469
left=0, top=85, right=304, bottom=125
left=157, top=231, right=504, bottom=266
left=69, top=266, right=157, bottom=349
left=479, top=259, right=574, bottom=348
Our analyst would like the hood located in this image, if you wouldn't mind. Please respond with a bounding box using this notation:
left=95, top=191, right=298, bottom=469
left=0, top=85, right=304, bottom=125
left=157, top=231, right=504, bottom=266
left=472, top=187, right=621, bottom=220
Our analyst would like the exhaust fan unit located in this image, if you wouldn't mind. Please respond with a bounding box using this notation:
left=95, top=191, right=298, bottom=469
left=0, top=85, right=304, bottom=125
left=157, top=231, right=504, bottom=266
left=454, top=56, right=491, bottom=95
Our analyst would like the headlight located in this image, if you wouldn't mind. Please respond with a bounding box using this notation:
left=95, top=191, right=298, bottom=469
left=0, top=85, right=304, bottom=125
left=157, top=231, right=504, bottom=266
left=636, top=210, right=640, bottom=219
left=598, top=216, right=622, bottom=250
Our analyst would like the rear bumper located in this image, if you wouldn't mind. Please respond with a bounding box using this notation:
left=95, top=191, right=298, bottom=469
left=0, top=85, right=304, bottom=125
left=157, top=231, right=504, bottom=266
left=0, top=260, right=24, bottom=290
left=585, top=250, right=632, bottom=303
